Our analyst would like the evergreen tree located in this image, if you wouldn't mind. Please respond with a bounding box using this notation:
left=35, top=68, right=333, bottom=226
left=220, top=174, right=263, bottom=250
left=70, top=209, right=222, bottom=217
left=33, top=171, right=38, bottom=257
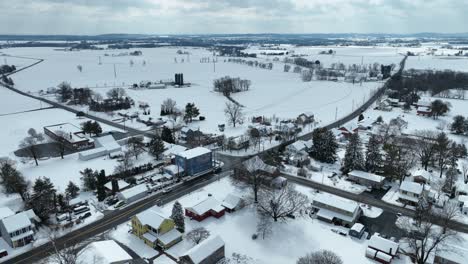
left=184, top=103, right=200, bottom=122
left=450, top=115, right=466, bottom=134
left=341, top=133, right=365, bottom=174
left=0, top=160, right=29, bottom=201
left=310, top=128, right=338, bottom=163
left=161, top=126, right=175, bottom=144
left=65, top=181, right=80, bottom=199
left=57, top=193, right=67, bottom=210
left=171, top=201, right=185, bottom=232
left=149, top=135, right=166, bottom=160
left=91, top=121, right=102, bottom=136
left=96, top=170, right=107, bottom=202
left=435, top=132, right=451, bottom=178
left=365, top=134, right=383, bottom=172
left=30, top=177, right=56, bottom=221
left=80, top=168, right=97, bottom=191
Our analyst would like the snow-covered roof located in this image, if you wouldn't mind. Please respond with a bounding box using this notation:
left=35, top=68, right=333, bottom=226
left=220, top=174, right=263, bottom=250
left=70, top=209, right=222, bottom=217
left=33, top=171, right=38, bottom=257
left=164, top=164, right=184, bottom=174
left=154, top=255, right=177, bottom=264
left=104, top=180, right=129, bottom=191
left=118, top=184, right=148, bottom=200
left=458, top=195, right=468, bottom=203
left=158, top=228, right=182, bottom=245
left=348, top=170, right=385, bottom=183
left=1, top=211, right=32, bottom=233
left=221, top=193, right=242, bottom=210
left=0, top=207, right=14, bottom=220
left=351, top=223, right=365, bottom=233
left=368, top=234, right=399, bottom=255
left=186, top=197, right=224, bottom=216
left=243, top=156, right=277, bottom=174
left=163, top=143, right=187, bottom=157
left=81, top=240, right=132, bottom=264
left=417, top=100, right=432, bottom=107
left=44, top=123, right=91, bottom=143
left=417, top=106, right=431, bottom=112
left=24, top=209, right=41, bottom=223
left=177, top=147, right=211, bottom=159
left=435, top=244, right=468, bottom=263
left=95, top=135, right=121, bottom=153
left=135, top=206, right=168, bottom=228
left=288, top=140, right=311, bottom=152
left=182, top=235, right=225, bottom=264
left=400, top=181, right=423, bottom=195
left=412, top=169, right=432, bottom=180
left=313, top=193, right=359, bottom=214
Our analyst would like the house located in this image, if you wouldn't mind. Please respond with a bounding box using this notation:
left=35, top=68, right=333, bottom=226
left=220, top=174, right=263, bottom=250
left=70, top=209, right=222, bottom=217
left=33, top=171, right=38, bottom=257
left=349, top=223, right=365, bottom=239
left=175, top=147, right=213, bottom=177
left=179, top=127, right=203, bottom=142
left=24, top=209, right=41, bottom=225
left=417, top=106, right=432, bottom=116
left=221, top=194, right=243, bottom=213
left=69, top=196, right=88, bottom=208
left=296, top=113, right=314, bottom=125
left=80, top=240, right=133, bottom=264
left=347, top=170, right=386, bottom=189
left=338, top=122, right=360, bottom=137
left=117, top=184, right=148, bottom=204
left=287, top=150, right=309, bottom=166
left=398, top=181, right=425, bottom=206
left=366, top=234, right=399, bottom=264
left=0, top=207, right=14, bottom=220
left=0, top=211, right=35, bottom=248
left=286, top=140, right=312, bottom=154
left=163, top=164, right=185, bottom=178
left=416, top=100, right=432, bottom=108
left=376, top=100, right=392, bottom=111
left=44, top=123, right=95, bottom=150
left=185, top=196, right=225, bottom=221
left=131, top=206, right=182, bottom=250
left=412, top=169, right=432, bottom=184
left=387, top=98, right=400, bottom=107
left=312, top=193, right=362, bottom=227
left=227, top=136, right=250, bottom=151
left=163, top=143, right=188, bottom=161
left=179, top=235, right=225, bottom=264
left=433, top=243, right=468, bottom=264
left=242, top=156, right=280, bottom=177
left=104, top=180, right=130, bottom=193
left=275, top=122, right=297, bottom=135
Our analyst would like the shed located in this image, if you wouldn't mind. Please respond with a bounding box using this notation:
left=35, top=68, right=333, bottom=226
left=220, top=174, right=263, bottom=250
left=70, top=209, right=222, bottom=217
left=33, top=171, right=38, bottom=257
left=221, top=194, right=243, bottom=212
left=349, top=223, right=365, bottom=239
left=179, top=235, right=225, bottom=264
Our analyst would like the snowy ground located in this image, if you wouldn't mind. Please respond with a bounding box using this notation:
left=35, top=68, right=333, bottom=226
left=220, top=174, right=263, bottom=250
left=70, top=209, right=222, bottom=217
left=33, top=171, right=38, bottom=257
left=111, top=177, right=400, bottom=264
left=0, top=87, right=47, bottom=115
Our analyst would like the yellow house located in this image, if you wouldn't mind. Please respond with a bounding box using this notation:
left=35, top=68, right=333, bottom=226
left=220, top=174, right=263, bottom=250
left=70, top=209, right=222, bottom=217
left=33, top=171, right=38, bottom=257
left=131, top=206, right=182, bottom=250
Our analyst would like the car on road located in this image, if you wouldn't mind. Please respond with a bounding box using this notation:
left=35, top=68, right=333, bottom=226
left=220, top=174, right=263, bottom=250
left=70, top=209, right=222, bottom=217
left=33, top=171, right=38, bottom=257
left=0, top=249, right=8, bottom=258
left=79, top=212, right=91, bottom=220
left=114, top=201, right=126, bottom=209
left=162, top=187, right=172, bottom=194
left=214, top=167, right=222, bottom=173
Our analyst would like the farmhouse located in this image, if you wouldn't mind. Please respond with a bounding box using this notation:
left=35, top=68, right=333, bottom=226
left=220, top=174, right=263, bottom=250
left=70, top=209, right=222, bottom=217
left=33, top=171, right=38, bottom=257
left=295, top=113, right=314, bottom=125
left=398, top=181, right=425, bottom=206
left=179, top=235, right=225, bottom=264
left=80, top=240, right=133, bottom=264
left=366, top=234, right=399, bottom=264
left=131, top=206, right=182, bottom=250
left=347, top=170, right=385, bottom=189
left=0, top=211, right=35, bottom=248
left=338, top=122, right=360, bottom=137
left=44, top=123, right=94, bottom=150
left=185, top=196, right=225, bottom=221
left=312, top=193, right=362, bottom=227
left=416, top=106, right=432, bottom=116
left=175, top=147, right=213, bottom=176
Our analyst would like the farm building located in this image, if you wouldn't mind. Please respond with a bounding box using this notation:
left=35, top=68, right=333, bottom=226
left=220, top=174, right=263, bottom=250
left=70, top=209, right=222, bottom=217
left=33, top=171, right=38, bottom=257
left=347, top=170, right=386, bottom=189
left=185, top=196, right=225, bottom=222
left=131, top=206, right=182, bottom=250
left=117, top=184, right=148, bottom=204
left=179, top=235, right=225, bottom=264
left=366, top=234, right=399, bottom=264
left=44, top=123, right=94, bottom=150
left=417, top=106, right=432, bottom=116
left=175, top=147, right=213, bottom=176
left=312, top=193, right=362, bottom=227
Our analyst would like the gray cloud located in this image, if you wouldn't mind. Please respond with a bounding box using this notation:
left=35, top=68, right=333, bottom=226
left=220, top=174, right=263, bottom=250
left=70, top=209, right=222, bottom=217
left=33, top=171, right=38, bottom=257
left=0, top=0, right=466, bottom=34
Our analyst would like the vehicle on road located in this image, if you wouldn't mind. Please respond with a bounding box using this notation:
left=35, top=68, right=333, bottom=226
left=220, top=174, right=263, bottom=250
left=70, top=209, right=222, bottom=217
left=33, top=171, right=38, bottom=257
left=0, top=249, right=8, bottom=258
left=114, top=201, right=126, bottom=209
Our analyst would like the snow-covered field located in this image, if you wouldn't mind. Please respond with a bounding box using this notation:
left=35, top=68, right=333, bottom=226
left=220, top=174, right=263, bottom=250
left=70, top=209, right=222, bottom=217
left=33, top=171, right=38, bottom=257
left=0, top=87, right=47, bottom=115
left=1, top=46, right=402, bottom=137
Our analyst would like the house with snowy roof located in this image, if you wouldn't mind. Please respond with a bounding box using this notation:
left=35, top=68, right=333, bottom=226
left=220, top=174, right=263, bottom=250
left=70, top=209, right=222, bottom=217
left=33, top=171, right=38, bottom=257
left=175, top=147, right=213, bottom=176
left=44, top=123, right=94, bottom=150
left=242, top=156, right=279, bottom=177
left=185, top=196, right=225, bottom=221
left=80, top=240, right=132, bottom=264
left=347, top=170, right=386, bottom=189
left=416, top=106, right=432, bottom=116
left=221, top=193, right=243, bottom=213
left=131, top=206, right=182, bottom=250
left=411, top=169, right=432, bottom=184
left=0, top=211, right=35, bottom=248
left=179, top=235, right=225, bottom=264
left=366, top=233, right=399, bottom=264
left=312, top=193, right=362, bottom=227
left=398, top=181, right=425, bottom=206
left=286, top=140, right=312, bottom=154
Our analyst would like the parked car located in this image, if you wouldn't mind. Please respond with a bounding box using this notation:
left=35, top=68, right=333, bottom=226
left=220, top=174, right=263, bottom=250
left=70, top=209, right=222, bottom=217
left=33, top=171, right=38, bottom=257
left=73, top=206, right=90, bottom=215
left=114, top=201, right=126, bottom=209
left=0, top=249, right=8, bottom=258
left=79, top=212, right=92, bottom=220
left=162, top=187, right=172, bottom=194
left=106, top=198, right=118, bottom=206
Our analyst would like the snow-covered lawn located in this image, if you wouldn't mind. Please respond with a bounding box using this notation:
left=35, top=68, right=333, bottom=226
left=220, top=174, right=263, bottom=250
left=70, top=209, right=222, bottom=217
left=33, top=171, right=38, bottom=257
left=109, top=222, right=159, bottom=259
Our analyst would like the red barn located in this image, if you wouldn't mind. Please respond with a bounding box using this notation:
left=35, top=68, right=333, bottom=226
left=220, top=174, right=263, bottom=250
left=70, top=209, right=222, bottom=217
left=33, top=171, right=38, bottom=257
left=185, top=197, right=225, bottom=222
left=416, top=106, right=432, bottom=116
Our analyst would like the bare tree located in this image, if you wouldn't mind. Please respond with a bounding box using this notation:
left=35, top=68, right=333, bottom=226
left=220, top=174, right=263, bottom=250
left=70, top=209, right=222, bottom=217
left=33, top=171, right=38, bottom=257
left=47, top=233, right=86, bottom=264
left=224, top=102, right=244, bottom=128
left=297, top=250, right=343, bottom=264
left=54, top=130, right=69, bottom=159
left=413, top=130, right=437, bottom=171
left=76, top=65, right=82, bottom=73
left=256, top=213, right=273, bottom=239
left=232, top=156, right=270, bottom=203
left=161, top=98, right=177, bottom=115
left=461, top=160, right=468, bottom=183
left=19, top=128, right=45, bottom=166
left=114, top=151, right=134, bottom=178
left=257, top=185, right=309, bottom=222
left=400, top=201, right=462, bottom=264
left=126, top=136, right=143, bottom=159
left=186, top=227, right=210, bottom=245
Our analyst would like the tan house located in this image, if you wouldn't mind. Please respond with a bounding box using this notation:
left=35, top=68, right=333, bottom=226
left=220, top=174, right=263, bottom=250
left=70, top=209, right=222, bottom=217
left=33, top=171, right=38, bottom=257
left=131, top=206, right=182, bottom=250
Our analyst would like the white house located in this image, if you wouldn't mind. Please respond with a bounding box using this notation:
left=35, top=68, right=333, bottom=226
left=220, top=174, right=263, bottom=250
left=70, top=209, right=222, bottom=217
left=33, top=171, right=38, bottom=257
left=286, top=140, right=312, bottom=154
left=312, top=193, right=362, bottom=226
left=347, top=170, right=386, bottom=189
left=399, top=181, right=425, bottom=206
left=0, top=211, right=35, bottom=248
left=117, top=184, right=148, bottom=204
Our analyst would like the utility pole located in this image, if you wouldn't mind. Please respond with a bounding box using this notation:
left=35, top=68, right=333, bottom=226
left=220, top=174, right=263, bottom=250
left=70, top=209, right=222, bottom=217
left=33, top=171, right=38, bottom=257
left=213, top=58, right=216, bottom=73
left=98, top=56, right=102, bottom=65
left=335, top=107, right=338, bottom=120
left=113, top=64, right=117, bottom=78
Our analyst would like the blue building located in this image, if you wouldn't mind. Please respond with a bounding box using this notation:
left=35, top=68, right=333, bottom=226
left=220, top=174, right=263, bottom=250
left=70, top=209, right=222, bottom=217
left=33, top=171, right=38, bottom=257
left=175, top=147, right=213, bottom=176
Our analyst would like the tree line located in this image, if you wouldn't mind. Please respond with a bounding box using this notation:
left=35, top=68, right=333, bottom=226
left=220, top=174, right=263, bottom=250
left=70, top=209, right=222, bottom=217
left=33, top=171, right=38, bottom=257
left=227, top=58, right=273, bottom=70
left=213, top=76, right=251, bottom=96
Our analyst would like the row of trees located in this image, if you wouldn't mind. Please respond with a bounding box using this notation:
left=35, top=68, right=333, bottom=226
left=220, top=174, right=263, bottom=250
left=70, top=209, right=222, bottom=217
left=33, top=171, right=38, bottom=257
left=0, top=64, right=16, bottom=74
left=213, top=76, right=251, bottom=96
left=227, top=58, right=273, bottom=70
left=403, top=69, right=468, bottom=96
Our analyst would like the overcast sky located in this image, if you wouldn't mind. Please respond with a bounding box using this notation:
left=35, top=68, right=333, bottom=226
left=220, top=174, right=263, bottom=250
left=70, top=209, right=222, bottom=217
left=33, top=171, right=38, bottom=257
left=1, top=0, right=466, bottom=35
